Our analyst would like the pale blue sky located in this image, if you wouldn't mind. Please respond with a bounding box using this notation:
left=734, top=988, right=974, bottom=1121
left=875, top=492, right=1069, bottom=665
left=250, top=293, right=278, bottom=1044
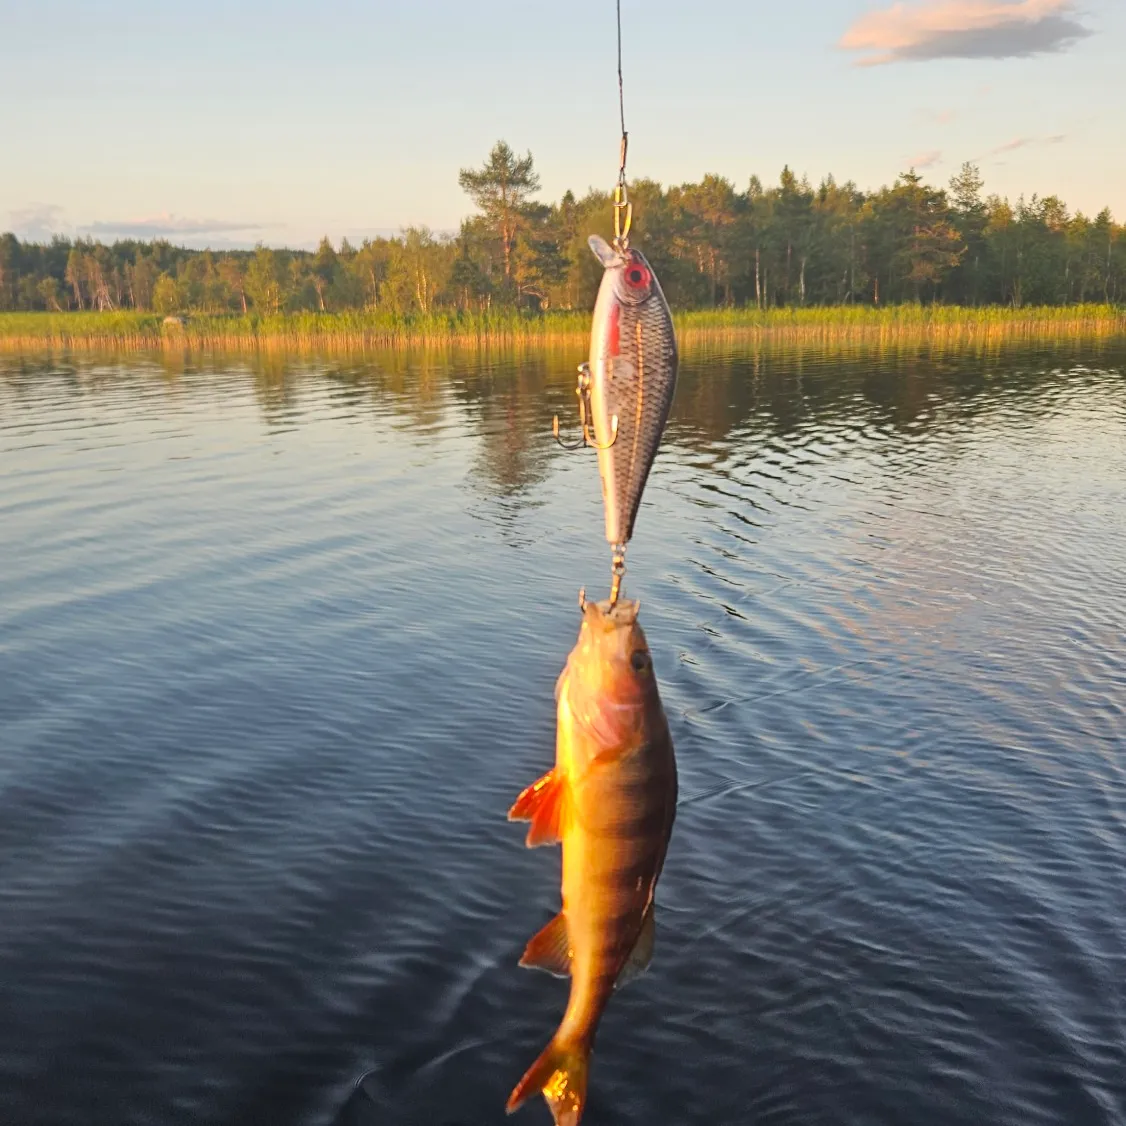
left=3, top=0, right=1122, bottom=249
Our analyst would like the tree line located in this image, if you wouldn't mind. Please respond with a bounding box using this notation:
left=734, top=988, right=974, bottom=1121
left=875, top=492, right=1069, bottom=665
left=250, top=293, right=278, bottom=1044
left=2, top=142, right=1122, bottom=316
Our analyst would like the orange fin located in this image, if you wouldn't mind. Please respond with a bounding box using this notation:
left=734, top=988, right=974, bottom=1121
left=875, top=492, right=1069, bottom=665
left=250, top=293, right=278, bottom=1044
left=519, top=912, right=572, bottom=977
left=615, top=900, right=655, bottom=990
left=506, top=1035, right=589, bottom=1125
left=507, top=769, right=565, bottom=848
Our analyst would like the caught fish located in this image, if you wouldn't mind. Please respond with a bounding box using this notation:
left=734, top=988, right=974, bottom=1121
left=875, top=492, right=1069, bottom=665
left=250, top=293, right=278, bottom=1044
left=587, top=234, right=679, bottom=551
left=506, top=597, right=677, bottom=1126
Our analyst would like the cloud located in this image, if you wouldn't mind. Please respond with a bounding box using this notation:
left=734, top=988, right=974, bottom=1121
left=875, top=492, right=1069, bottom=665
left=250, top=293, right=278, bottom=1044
left=7, top=203, right=68, bottom=241
left=79, top=213, right=267, bottom=239
left=988, top=133, right=1068, bottom=154
left=914, top=106, right=959, bottom=123
left=839, top=0, right=1093, bottom=66
left=5, top=206, right=275, bottom=246
left=909, top=149, right=944, bottom=169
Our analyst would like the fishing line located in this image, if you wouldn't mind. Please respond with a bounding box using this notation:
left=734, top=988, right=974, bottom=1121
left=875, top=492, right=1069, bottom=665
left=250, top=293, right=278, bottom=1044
left=612, top=0, right=632, bottom=251
left=617, top=0, right=627, bottom=170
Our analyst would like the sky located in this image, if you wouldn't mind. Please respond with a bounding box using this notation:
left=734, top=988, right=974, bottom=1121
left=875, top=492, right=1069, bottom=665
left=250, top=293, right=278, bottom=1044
left=2, top=0, right=1123, bottom=250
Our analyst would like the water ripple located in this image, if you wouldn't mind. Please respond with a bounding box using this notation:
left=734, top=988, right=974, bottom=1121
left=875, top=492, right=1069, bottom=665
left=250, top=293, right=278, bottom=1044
left=1, top=347, right=1125, bottom=1126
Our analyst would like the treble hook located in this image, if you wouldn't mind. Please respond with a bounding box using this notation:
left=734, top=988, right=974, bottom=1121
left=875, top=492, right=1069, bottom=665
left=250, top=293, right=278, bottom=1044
left=552, top=414, right=587, bottom=451
left=552, top=363, right=618, bottom=451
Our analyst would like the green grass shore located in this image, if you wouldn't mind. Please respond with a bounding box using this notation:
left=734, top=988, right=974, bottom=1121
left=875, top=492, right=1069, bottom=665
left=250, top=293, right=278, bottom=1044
left=1, top=305, right=1123, bottom=354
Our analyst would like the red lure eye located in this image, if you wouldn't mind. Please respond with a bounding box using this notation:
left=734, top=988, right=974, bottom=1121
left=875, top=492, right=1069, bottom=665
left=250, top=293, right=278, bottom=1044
left=623, top=259, right=651, bottom=289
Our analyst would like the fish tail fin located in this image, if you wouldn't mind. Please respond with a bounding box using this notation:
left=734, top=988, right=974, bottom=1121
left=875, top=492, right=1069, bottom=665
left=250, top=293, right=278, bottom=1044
left=505, top=1034, right=589, bottom=1125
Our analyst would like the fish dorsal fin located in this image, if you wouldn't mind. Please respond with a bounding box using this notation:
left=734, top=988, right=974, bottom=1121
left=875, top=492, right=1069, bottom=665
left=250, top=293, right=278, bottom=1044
left=519, top=911, right=572, bottom=977
left=507, top=769, right=566, bottom=848
left=616, top=901, right=656, bottom=990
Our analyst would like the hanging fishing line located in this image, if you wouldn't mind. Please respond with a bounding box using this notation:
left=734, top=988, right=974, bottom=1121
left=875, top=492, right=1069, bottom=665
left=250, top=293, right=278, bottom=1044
left=613, top=0, right=632, bottom=251
left=617, top=0, right=627, bottom=165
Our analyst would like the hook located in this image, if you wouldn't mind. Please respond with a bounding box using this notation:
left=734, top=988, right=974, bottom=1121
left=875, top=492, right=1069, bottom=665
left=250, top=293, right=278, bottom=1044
left=587, top=414, right=620, bottom=451
left=552, top=363, right=619, bottom=451
left=552, top=413, right=588, bottom=451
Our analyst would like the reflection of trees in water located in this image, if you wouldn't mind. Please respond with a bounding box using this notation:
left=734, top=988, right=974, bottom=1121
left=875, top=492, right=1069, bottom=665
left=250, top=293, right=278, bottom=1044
left=240, top=350, right=459, bottom=436
left=368, top=351, right=459, bottom=435
left=0, top=352, right=200, bottom=410
left=4, top=339, right=1122, bottom=472
left=231, top=346, right=574, bottom=502
left=448, top=350, right=575, bottom=499
left=0, top=355, right=80, bottom=405
left=448, top=349, right=593, bottom=546
left=668, top=340, right=1126, bottom=455
left=317, top=353, right=453, bottom=437
left=247, top=353, right=301, bottom=430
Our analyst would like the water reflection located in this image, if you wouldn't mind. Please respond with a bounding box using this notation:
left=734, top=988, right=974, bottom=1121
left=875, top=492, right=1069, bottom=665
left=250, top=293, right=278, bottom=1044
left=1, top=340, right=1125, bottom=1126
left=6, top=338, right=1122, bottom=473
left=4, top=341, right=1124, bottom=575
left=449, top=355, right=562, bottom=500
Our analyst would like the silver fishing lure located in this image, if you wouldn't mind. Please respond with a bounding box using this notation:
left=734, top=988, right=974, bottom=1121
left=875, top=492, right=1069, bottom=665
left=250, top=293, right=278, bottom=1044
left=586, top=233, right=678, bottom=551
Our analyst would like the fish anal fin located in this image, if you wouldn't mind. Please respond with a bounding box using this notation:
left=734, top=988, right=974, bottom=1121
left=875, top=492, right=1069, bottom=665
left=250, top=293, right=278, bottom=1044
left=616, top=900, right=656, bottom=990
left=519, top=912, right=572, bottom=977
left=508, top=769, right=565, bottom=848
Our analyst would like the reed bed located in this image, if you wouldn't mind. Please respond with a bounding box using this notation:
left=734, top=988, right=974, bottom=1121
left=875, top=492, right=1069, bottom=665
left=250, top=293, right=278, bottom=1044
left=1, top=305, right=1123, bottom=355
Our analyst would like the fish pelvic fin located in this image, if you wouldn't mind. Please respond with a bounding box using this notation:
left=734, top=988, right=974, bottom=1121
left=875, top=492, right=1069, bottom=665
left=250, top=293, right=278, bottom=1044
left=519, top=911, right=572, bottom=977
left=615, top=900, right=655, bottom=991
left=508, top=769, right=565, bottom=848
left=506, top=1034, right=589, bottom=1126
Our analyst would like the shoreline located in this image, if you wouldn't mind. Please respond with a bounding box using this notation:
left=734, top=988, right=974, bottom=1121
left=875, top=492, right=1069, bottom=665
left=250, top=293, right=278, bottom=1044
left=1, top=305, right=1123, bottom=355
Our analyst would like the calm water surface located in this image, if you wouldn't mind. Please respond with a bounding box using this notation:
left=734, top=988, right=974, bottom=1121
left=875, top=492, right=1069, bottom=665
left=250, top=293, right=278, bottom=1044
left=1, top=344, right=1124, bottom=1126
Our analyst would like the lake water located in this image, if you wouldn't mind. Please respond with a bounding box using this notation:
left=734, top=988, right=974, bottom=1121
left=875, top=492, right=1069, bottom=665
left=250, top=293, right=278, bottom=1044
left=1, top=342, right=1124, bottom=1126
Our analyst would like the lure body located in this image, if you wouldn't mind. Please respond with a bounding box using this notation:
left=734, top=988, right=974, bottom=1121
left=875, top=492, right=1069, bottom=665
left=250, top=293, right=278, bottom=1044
left=587, top=234, right=679, bottom=548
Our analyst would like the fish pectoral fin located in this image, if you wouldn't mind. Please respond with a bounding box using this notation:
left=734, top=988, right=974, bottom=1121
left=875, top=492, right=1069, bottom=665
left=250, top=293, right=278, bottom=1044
left=616, top=901, right=656, bottom=990
left=519, top=911, right=572, bottom=977
left=507, top=769, right=566, bottom=848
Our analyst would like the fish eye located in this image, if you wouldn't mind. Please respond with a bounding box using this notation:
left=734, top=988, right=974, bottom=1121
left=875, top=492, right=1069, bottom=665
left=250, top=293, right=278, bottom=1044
left=630, top=650, right=651, bottom=672
left=624, top=264, right=649, bottom=289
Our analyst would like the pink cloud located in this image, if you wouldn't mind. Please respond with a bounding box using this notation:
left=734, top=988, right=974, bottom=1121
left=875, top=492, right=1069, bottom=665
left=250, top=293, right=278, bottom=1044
left=992, top=136, right=1034, bottom=153
left=909, top=150, right=944, bottom=169
left=988, top=133, right=1068, bottom=155
left=839, top=0, right=1092, bottom=66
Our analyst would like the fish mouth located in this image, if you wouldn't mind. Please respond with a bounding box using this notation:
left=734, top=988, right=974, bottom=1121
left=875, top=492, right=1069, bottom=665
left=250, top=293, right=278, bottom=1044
left=581, top=596, right=641, bottom=626
left=581, top=599, right=644, bottom=635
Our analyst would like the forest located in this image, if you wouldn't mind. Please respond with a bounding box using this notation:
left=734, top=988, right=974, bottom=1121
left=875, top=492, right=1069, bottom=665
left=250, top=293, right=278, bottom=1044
left=1, top=143, right=1123, bottom=318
